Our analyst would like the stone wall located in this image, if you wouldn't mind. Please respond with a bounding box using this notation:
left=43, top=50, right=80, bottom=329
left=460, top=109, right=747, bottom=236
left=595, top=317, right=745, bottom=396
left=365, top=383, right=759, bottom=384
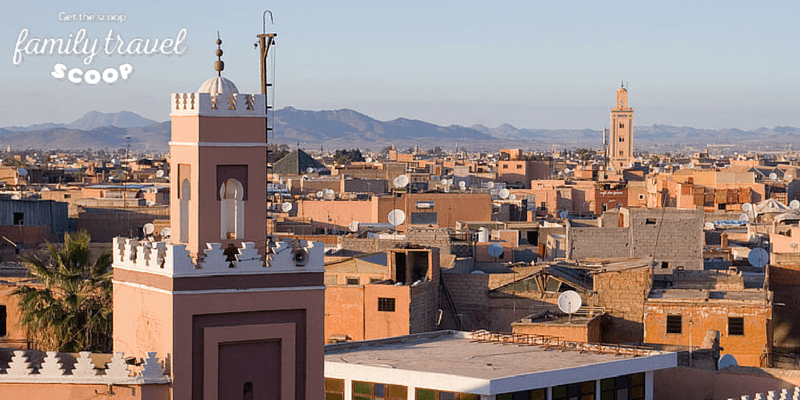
left=441, top=274, right=490, bottom=331
left=566, top=225, right=629, bottom=260
left=626, top=208, right=704, bottom=273
left=593, top=265, right=652, bottom=343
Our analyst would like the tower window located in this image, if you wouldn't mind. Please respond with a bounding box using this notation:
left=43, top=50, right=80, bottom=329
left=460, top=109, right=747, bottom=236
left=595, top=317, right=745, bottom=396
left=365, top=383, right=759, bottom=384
left=619, top=123, right=624, bottom=128
left=619, top=137, right=625, bottom=142
left=378, top=297, right=396, bottom=312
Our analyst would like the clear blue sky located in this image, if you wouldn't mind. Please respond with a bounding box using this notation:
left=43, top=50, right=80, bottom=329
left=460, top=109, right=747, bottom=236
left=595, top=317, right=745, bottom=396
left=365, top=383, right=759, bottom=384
left=2, top=0, right=799, bottom=130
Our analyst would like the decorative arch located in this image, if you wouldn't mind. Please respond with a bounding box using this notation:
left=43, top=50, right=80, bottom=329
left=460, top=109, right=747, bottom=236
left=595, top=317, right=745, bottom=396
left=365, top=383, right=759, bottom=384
left=220, top=178, right=244, bottom=239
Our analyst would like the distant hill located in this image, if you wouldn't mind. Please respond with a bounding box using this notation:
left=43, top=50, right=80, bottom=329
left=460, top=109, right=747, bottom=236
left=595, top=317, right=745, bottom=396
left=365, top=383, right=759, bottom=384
left=2, top=108, right=800, bottom=152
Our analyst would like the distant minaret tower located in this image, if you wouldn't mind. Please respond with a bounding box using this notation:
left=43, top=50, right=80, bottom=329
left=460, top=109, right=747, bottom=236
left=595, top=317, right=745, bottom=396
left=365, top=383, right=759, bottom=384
left=608, top=82, right=634, bottom=171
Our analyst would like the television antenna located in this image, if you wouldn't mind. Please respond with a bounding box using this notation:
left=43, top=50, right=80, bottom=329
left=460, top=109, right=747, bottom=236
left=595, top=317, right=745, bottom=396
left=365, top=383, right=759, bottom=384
left=557, top=290, right=582, bottom=322
left=748, top=247, right=768, bottom=269
left=388, top=209, right=405, bottom=227
left=487, top=242, right=504, bottom=259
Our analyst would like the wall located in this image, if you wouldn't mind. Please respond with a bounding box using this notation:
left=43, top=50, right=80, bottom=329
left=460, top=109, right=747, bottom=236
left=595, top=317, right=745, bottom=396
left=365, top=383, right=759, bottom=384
left=441, top=274, right=490, bottom=331
left=363, top=284, right=411, bottom=340
left=296, top=200, right=376, bottom=231
left=511, top=317, right=602, bottom=343
left=566, top=225, right=629, bottom=260
left=644, top=300, right=772, bottom=367
left=654, top=366, right=800, bottom=400
left=625, top=208, right=704, bottom=273
left=77, top=206, right=169, bottom=242
left=324, top=286, right=366, bottom=342
left=593, top=266, right=652, bottom=343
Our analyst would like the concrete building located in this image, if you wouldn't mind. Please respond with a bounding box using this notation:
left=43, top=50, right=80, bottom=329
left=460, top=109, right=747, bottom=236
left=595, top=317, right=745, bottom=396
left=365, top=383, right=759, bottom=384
left=566, top=207, right=704, bottom=274
left=324, top=330, right=677, bottom=400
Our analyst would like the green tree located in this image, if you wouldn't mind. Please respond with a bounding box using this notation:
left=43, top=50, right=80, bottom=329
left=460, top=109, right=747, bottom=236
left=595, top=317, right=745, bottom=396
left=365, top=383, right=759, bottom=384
left=13, top=231, right=113, bottom=352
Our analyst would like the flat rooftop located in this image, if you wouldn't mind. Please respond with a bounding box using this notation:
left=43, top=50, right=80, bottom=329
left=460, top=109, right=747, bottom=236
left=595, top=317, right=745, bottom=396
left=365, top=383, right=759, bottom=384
left=325, top=331, right=676, bottom=395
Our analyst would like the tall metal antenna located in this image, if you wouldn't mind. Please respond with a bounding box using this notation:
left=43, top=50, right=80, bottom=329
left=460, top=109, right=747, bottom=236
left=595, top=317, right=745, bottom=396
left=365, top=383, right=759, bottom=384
left=258, top=10, right=277, bottom=237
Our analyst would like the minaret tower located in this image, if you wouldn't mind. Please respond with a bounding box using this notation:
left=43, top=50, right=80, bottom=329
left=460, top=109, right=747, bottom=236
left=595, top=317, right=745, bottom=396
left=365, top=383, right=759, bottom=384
left=608, top=82, right=634, bottom=171
left=112, top=37, right=324, bottom=400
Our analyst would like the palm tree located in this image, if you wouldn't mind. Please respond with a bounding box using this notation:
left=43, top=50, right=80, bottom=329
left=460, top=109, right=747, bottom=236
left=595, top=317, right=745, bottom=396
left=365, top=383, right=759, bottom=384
left=12, top=230, right=113, bottom=352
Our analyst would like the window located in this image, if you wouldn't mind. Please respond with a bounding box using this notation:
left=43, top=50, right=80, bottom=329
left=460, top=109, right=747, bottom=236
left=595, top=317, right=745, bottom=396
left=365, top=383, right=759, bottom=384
left=13, top=212, right=23, bottom=226
left=325, top=378, right=344, bottom=400
left=503, top=164, right=509, bottom=169
left=638, top=194, right=645, bottom=200
left=552, top=380, right=596, bottom=400
left=667, top=315, right=682, bottom=334
left=411, top=212, right=438, bottom=225
left=619, top=151, right=624, bottom=156
left=619, top=122, right=625, bottom=128
left=220, top=178, right=245, bottom=239
left=645, top=218, right=657, bottom=225
left=729, top=317, right=744, bottom=336
left=661, top=261, right=669, bottom=269
left=378, top=297, right=395, bottom=312
left=346, top=277, right=359, bottom=285
left=0, top=305, right=5, bottom=336
left=516, top=165, right=522, bottom=169
left=600, top=373, right=645, bottom=400
left=619, top=137, right=625, bottom=142
left=243, top=382, right=253, bottom=400
left=354, top=381, right=407, bottom=400
left=63, top=194, right=71, bottom=199
left=417, top=388, right=478, bottom=400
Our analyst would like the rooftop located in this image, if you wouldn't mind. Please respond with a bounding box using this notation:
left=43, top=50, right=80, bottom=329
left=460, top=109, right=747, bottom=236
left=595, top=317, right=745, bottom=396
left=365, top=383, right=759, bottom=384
left=324, top=331, right=676, bottom=395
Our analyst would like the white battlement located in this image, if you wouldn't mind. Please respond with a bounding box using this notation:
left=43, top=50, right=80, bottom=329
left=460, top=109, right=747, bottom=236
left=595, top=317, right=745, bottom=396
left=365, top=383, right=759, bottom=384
left=170, top=92, right=267, bottom=117
left=113, top=237, right=324, bottom=278
left=0, top=350, right=169, bottom=384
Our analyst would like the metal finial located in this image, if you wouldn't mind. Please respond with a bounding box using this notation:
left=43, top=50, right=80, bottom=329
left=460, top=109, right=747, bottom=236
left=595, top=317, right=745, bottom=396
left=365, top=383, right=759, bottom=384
left=214, top=32, right=224, bottom=76
left=620, top=80, right=624, bottom=88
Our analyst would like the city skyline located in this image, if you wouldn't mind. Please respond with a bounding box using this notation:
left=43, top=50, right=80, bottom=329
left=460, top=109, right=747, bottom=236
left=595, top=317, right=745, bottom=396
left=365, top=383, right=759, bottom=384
left=2, top=1, right=799, bottom=131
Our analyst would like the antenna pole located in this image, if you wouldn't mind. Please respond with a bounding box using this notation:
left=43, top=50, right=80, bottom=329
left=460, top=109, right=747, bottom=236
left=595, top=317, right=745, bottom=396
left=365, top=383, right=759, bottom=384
left=257, top=11, right=276, bottom=238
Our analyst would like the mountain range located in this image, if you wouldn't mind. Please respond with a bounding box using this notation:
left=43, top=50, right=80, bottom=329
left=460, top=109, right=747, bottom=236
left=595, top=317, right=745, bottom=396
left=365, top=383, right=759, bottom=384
left=2, top=109, right=799, bottom=153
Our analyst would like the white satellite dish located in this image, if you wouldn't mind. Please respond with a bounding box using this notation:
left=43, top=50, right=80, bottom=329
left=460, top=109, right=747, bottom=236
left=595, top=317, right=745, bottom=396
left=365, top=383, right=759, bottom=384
left=687, top=162, right=695, bottom=169
left=160, top=227, right=171, bottom=240
left=143, top=223, right=155, bottom=236
left=16, top=167, right=28, bottom=177
left=40, top=187, right=50, bottom=192
left=146, top=200, right=156, bottom=206
left=769, top=172, right=778, bottom=181
left=323, top=191, right=336, bottom=201
left=388, top=209, right=406, bottom=226
left=10, top=194, right=20, bottom=200
left=559, top=210, right=569, bottom=220
left=487, top=242, right=504, bottom=258
left=718, top=354, right=738, bottom=370
left=306, top=167, right=314, bottom=173
left=791, top=200, right=800, bottom=210
left=348, top=221, right=360, bottom=232
left=557, top=290, right=582, bottom=314
left=486, top=182, right=495, bottom=189
left=741, top=203, right=752, bottom=213
left=281, top=203, right=293, bottom=212
left=704, top=222, right=715, bottom=230
left=458, top=181, right=466, bottom=189
left=316, top=191, right=324, bottom=199
left=393, top=175, right=409, bottom=188
left=499, top=188, right=510, bottom=199
left=156, top=170, right=165, bottom=178
left=739, top=213, right=750, bottom=222
left=365, top=157, right=373, bottom=163
left=509, top=194, right=517, bottom=200
left=748, top=247, right=769, bottom=268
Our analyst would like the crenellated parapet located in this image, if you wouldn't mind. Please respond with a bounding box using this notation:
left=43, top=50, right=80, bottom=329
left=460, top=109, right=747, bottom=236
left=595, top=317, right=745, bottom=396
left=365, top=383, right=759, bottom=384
left=170, top=92, right=266, bottom=117
left=0, top=350, right=169, bottom=384
left=112, top=237, right=323, bottom=278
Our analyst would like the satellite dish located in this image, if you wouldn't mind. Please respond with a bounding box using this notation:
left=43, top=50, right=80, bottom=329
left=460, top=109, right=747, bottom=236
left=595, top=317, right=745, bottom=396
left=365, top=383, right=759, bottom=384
left=156, top=170, right=165, bottom=178
left=365, top=157, right=373, bottom=163
left=388, top=209, right=406, bottom=226
left=718, top=354, right=738, bottom=370
left=306, top=167, right=314, bottom=173
left=748, top=247, right=769, bottom=268
left=739, top=213, right=750, bottom=222
left=687, top=162, right=695, bottom=169
left=791, top=200, right=800, bottom=210
left=10, top=194, right=20, bottom=200
left=769, top=172, right=778, bottom=181
left=323, top=190, right=335, bottom=201
left=487, top=242, right=504, bottom=258
left=16, top=167, right=28, bottom=177
left=316, top=191, right=324, bottom=199
left=348, top=221, right=360, bottom=232
left=557, top=290, right=582, bottom=314
left=559, top=210, right=569, bottom=220
left=786, top=174, right=794, bottom=182
left=146, top=200, right=156, bottom=206
left=393, top=175, right=409, bottom=188
left=486, top=182, right=495, bottom=189
left=499, top=188, right=510, bottom=199
left=281, top=202, right=293, bottom=212
left=40, top=187, right=50, bottom=192
left=143, top=223, right=155, bottom=236
left=160, top=227, right=171, bottom=239
left=432, top=175, right=440, bottom=181
left=741, top=203, right=752, bottom=213
left=704, top=222, right=715, bottom=230
left=509, top=194, right=516, bottom=200
left=458, top=181, right=466, bottom=189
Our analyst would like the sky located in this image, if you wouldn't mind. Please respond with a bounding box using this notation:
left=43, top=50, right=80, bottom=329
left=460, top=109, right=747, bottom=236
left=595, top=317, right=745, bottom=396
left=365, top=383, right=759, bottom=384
left=1, top=0, right=800, bottom=130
